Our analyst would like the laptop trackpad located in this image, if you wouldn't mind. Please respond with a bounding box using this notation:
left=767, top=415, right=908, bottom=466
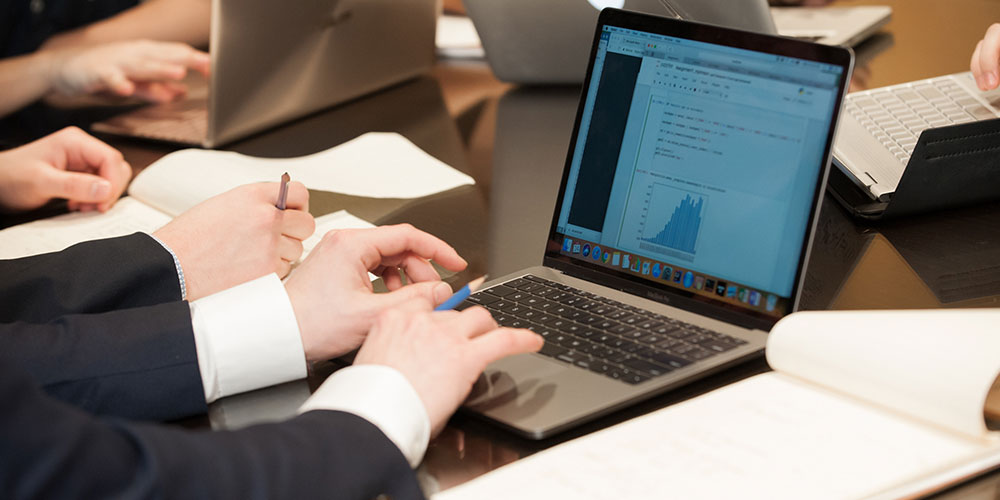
left=465, top=354, right=564, bottom=415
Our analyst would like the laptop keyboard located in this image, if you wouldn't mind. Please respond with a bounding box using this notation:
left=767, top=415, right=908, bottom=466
left=92, top=98, right=208, bottom=145
left=845, top=75, right=995, bottom=166
left=457, top=275, right=748, bottom=385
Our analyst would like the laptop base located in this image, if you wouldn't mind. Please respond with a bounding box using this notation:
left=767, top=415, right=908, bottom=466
left=462, top=266, right=766, bottom=439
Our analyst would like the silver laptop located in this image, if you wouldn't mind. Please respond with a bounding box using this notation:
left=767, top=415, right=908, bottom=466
left=834, top=72, right=1000, bottom=201
left=92, top=0, right=436, bottom=148
left=464, top=0, right=881, bottom=84
left=771, top=5, right=890, bottom=46
left=459, top=8, right=853, bottom=438
left=661, top=1, right=890, bottom=46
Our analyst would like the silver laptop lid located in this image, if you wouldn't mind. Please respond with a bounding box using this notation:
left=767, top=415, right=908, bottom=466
left=465, top=0, right=680, bottom=84
left=544, top=10, right=853, bottom=330
left=207, top=0, right=436, bottom=146
left=658, top=0, right=777, bottom=34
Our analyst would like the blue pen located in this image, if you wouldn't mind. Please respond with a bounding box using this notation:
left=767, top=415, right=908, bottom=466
left=435, top=276, right=487, bottom=311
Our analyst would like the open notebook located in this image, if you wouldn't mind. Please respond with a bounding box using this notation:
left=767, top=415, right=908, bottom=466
left=435, top=309, right=1000, bottom=500
left=0, top=195, right=373, bottom=263
left=0, top=132, right=474, bottom=260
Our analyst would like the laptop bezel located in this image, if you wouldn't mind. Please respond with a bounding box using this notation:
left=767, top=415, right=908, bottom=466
left=542, top=8, right=854, bottom=332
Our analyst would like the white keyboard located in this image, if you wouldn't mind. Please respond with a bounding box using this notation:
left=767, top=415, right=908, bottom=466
left=844, top=75, right=999, bottom=166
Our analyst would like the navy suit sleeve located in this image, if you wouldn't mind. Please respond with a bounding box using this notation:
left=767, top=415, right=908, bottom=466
left=0, top=360, right=424, bottom=500
left=0, top=301, right=207, bottom=422
left=0, top=233, right=182, bottom=323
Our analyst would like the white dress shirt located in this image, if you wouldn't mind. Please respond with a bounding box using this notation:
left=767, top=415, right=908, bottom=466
left=187, top=274, right=431, bottom=468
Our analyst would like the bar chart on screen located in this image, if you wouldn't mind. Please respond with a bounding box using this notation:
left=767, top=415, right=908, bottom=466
left=636, top=184, right=707, bottom=262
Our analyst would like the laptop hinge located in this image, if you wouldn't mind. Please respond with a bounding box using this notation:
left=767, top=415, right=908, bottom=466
left=543, top=256, right=776, bottom=332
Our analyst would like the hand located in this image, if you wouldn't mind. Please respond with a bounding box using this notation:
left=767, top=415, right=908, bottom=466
left=283, top=224, right=469, bottom=361
left=971, top=23, right=1000, bottom=91
left=153, top=182, right=314, bottom=301
left=355, top=301, right=543, bottom=436
left=48, top=40, right=210, bottom=103
left=0, top=127, right=131, bottom=213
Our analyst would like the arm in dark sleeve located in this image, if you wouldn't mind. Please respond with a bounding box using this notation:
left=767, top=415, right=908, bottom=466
left=0, top=301, right=207, bottom=421
left=0, top=360, right=424, bottom=500
left=0, top=233, right=182, bottom=323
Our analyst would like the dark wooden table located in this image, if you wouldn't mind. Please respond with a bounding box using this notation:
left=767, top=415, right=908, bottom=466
left=3, top=0, right=1000, bottom=496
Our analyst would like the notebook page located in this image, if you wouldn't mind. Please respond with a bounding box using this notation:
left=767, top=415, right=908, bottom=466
left=128, top=132, right=475, bottom=216
left=0, top=197, right=171, bottom=259
left=433, top=373, right=995, bottom=500
left=767, top=309, right=1000, bottom=439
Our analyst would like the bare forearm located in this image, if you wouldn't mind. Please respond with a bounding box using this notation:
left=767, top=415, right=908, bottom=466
left=0, top=52, right=58, bottom=117
left=41, top=0, right=212, bottom=51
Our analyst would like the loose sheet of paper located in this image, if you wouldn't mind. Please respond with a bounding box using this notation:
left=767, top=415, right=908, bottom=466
left=434, top=373, right=995, bottom=500
left=0, top=197, right=171, bottom=259
left=129, top=132, right=476, bottom=217
left=436, top=15, right=485, bottom=59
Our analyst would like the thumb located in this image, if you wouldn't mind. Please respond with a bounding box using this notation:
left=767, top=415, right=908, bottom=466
left=44, top=169, right=113, bottom=203
left=375, top=281, right=453, bottom=312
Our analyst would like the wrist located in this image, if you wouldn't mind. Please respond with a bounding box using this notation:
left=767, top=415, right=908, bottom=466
left=284, top=283, right=318, bottom=361
left=37, top=49, right=66, bottom=95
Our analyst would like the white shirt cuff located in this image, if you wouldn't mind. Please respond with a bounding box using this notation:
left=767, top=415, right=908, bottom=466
left=299, top=365, right=431, bottom=468
left=189, top=274, right=307, bottom=403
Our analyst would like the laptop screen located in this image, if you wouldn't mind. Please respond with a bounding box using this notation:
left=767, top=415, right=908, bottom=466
left=549, top=21, right=846, bottom=321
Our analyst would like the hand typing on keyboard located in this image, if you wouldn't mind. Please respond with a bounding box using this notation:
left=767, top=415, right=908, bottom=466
left=51, top=40, right=210, bottom=102
left=0, top=39, right=210, bottom=118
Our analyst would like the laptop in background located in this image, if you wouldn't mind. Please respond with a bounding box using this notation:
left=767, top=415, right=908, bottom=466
left=833, top=72, right=1000, bottom=201
left=464, top=0, right=879, bottom=84
left=661, top=0, right=890, bottom=46
left=771, top=5, right=891, bottom=46
left=458, top=8, right=853, bottom=438
left=92, top=0, right=436, bottom=148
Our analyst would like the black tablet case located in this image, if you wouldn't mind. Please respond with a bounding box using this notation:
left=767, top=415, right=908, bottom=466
left=829, top=118, right=1000, bottom=220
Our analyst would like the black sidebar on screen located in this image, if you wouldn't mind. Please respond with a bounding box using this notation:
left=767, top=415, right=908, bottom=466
left=566, top=51, right=642, bottom=232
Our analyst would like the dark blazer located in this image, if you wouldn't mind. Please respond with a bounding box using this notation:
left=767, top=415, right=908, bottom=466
left=0, top=358, right=424, bottom=500
left=0, top=0, right=138, bottom=58
left=0, top=232, right=182, bottom=322
left=0, top=233, right=206, bottom=421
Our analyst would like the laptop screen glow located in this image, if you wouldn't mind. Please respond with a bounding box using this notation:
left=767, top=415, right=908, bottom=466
left=553, top=24, right=844, bottom=318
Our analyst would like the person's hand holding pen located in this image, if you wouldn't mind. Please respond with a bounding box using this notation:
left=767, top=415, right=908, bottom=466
left=284, top=225, right=541, bottom=435
left=154, top=178, right=315, bottom=301
left=284, top=224, right=470, bottom=362
left=356, top=298, right=542, bottom=436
